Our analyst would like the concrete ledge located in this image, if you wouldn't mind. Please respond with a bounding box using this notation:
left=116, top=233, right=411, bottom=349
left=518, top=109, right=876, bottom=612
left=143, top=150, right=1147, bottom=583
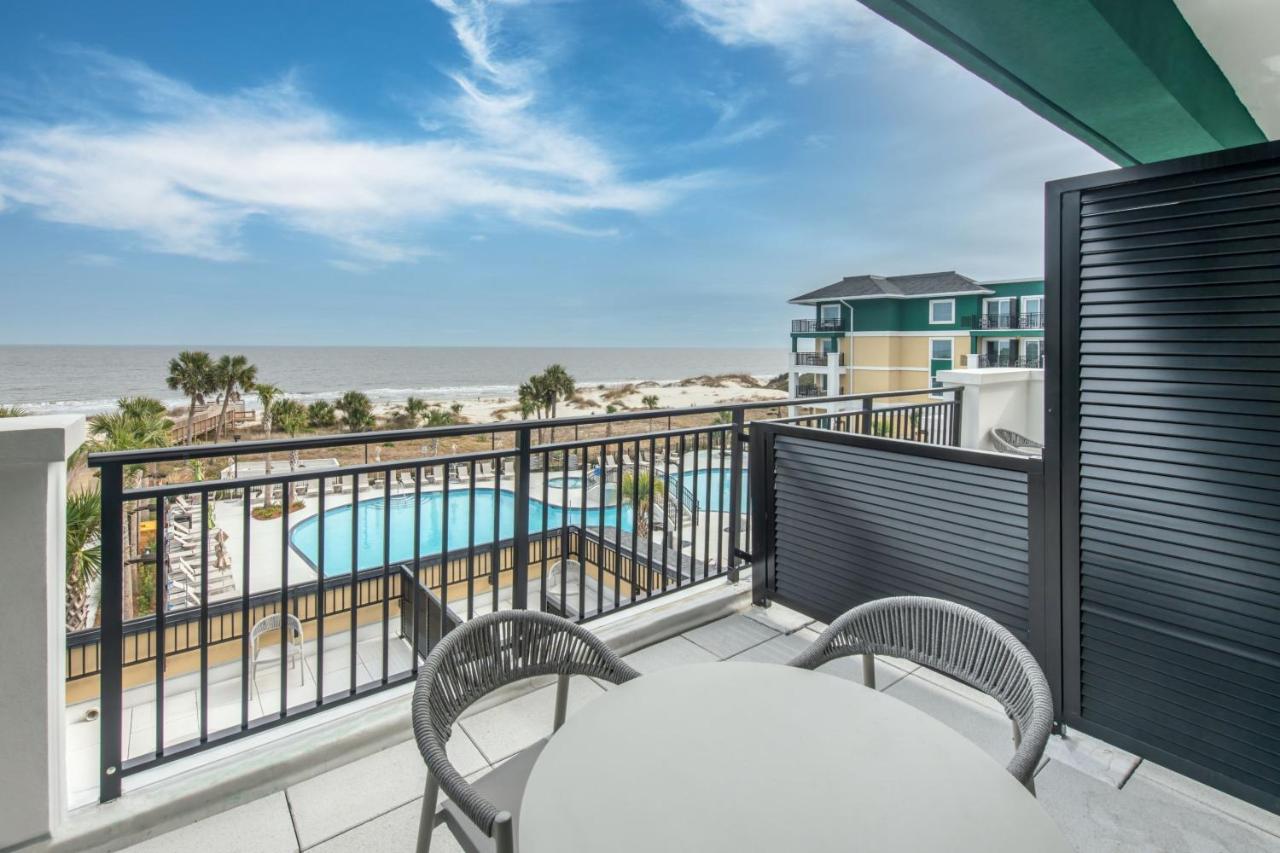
left=0, top=415, right=85, bottom=464
left=42, top=580, right=750, bottom=853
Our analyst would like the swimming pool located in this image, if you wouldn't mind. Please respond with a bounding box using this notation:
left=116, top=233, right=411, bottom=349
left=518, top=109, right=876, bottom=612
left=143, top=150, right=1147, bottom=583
left=289, top=488, right=634, bottom=576
left=675, top=468, right=748, bottom=514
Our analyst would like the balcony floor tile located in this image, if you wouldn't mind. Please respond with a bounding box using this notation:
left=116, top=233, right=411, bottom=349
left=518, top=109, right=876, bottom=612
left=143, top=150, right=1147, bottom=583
left=682, top=612, right=779, bottom=658
left=622, top=635, right=718, bottom=674
left=308, top=797, right=464, bottom=853
left=121, top=791, right=298, bottom=853
left=1036, top=760, right=1280, bottom=853
left=458, top=675, right=604, bottom=764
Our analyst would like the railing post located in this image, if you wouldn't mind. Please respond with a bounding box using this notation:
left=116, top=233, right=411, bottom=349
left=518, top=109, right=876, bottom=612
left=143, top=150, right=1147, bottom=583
left=727, top=409, right=745, bottom=583
left=99, top=461, right=124, bottom=802
left=512, top=426, right=531, bottom=610
left=748, top=425, right=773, bottom=606
left=950, top=387, right=964, bottom=447
left=860, top=397, right=874, bottom=435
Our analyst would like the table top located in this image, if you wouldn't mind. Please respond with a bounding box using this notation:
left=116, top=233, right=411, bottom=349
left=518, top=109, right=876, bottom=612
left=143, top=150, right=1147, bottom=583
left=519, top=662, right=1071, bottom=853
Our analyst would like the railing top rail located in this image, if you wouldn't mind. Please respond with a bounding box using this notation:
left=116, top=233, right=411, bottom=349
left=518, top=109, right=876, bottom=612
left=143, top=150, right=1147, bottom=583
left=87, top=386, right=960, bottom=467
left=760, top=420, right=1041, bottom=474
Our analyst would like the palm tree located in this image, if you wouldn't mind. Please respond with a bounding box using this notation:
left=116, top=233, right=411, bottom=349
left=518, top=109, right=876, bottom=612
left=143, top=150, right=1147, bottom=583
left=642, top=394, right=660, bottom=409
left=212, top=354, right=258, bottom=440
left=307, top=400, right=336, bottom=429
left=335, top=391, right=375, bottom=432
left=65, top=484, right=102, bottom=630
left=403, top=396, right=428, bottom=427
left=620, top=469, right=666, bottom=538
left=166, top=351, right=216, bottom=445
left=272, top=399, right=308, bottom=472
left=542, top=364, right=576, bottom=417
left=87, top=404, right=171, bottom=621
left=0, top=404, right=30, bottom=417
left=423, top=407, right=454, bottom=455
left=253, top=383, right=283, bottom=486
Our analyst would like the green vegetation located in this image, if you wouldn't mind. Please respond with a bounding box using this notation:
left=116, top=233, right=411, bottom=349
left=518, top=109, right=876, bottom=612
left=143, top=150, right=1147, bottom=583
left=65, top=483, right=102, bottom=631
left=620, top=469, right=666, bottom=538
left=307, top=400, right=336, bottom=428
left=518, top=364, right=576, bottom=419
left=641, top=394, right=659, bottom=409
left=212, top=354, right=258, bottom=440
left=0, top=404, right=31, bottom=417
left=166, top=350, right=216, bottom=445
left=335, top=390, right=375, bottom=432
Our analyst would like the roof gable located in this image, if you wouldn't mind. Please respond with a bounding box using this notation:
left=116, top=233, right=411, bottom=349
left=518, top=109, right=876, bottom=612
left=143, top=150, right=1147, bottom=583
left=789, top=270, right=991, bottom=303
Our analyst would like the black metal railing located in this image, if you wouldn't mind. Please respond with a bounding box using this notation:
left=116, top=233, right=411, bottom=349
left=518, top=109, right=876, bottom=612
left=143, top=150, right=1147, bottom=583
left=82, top=385, right=958, bottom=801
left=796, top=385, right=826, bottom=397
left=791, top=318, right=845, bottom=333
left=792, top=352, right=843, bottom=367
left=976, top=353, right=1045, bottom=369
left=965, top=312, right=1045, bottom=330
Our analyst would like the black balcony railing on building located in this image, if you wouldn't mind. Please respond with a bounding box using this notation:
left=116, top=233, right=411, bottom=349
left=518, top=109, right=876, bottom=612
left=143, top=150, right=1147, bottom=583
left=82, top=386, right=960, bottom=802
left=965, top=312, right=1045, bottom=330
left=792, top=352, right=844, bottom=367
left=976, top=353, right=1045, bottom=369
left=791, top=318, right=845, bottom=333
left=796, top=384, right=826, bottom=397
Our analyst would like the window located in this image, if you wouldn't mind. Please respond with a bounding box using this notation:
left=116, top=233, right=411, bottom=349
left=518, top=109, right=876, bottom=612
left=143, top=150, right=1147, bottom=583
left=983, top=297, right=1015, bottom=328
left=984, top=338, right=1013, bottom=366
left=819, top=304, right=842, bottom=329
left=930, top=338, right=953, bottom=361
left=929, top=299, right=954, bottom=324
left=1021, top=295, right=1045, bottom=328
left=1024, top=339, right=1044, bottom=366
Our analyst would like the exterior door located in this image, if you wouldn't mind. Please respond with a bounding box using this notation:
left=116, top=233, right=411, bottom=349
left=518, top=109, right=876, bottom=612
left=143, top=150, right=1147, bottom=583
left=1048, top=139, right=1280, bottom=814
left=929, top=337, right=953, bottom=393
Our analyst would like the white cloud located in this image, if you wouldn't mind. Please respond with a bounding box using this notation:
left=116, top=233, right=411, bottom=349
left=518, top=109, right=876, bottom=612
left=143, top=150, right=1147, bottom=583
left=0, top=4, right=694, bottom=265
left=677, top=0, right=930, bottom=67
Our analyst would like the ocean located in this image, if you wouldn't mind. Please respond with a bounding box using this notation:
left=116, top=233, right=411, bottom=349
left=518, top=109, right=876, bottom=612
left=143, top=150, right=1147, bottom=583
left=0, top=345, right=786, bottom=415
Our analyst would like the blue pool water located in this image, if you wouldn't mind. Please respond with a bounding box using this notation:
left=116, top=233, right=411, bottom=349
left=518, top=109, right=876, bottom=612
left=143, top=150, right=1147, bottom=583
left=676, top=468, right=748, bottom=514
left=290, top=488, right=633, bottom=576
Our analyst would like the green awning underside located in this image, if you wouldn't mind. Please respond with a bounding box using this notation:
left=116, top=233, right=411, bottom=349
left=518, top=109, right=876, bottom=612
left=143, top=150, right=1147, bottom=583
left=860, top=0, right=1267, bottom=165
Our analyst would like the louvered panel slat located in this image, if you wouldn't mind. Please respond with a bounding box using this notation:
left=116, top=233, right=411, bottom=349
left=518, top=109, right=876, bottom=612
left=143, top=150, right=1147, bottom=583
left=1062, top=144, right=1280, bottom=813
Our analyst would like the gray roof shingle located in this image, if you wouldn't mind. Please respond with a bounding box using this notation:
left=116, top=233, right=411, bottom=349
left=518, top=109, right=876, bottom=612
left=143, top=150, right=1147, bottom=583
left=789, top=270, right=991, bottom=303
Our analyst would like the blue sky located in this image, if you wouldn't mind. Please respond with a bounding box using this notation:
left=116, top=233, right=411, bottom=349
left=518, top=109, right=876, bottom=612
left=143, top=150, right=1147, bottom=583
left=0, top=0, right=1112, bottom=346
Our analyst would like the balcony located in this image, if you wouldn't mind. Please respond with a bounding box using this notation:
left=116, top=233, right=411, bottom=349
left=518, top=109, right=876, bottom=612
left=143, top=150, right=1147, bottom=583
left=974, top=353, right=1045, bottom=369
left=965, top=312, right=1045, bottom=330
left=795, top=383, right=827, bottom=397
left=792, top=351, right=844, bottom=368
left=791, top=318, right=845, bottom=333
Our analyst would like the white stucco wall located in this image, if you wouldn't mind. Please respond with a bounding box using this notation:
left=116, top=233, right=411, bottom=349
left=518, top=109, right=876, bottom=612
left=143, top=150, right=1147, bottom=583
left=936, top=368, right=1044, bottom=452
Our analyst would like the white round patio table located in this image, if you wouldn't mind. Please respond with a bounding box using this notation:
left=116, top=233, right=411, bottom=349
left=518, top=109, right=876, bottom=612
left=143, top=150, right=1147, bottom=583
left=519, top=661, right=1071, bottom=853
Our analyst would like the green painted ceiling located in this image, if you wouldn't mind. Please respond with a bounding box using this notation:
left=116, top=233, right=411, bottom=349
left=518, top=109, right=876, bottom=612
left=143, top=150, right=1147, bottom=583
left=858, top=0, right=1266, bottom=165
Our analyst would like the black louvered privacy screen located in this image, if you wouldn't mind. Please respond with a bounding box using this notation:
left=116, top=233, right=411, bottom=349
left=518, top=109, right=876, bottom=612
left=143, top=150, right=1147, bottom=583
left=749, top=423, right=1050, bottom=677
left=1050, top=140, right=1280, bottom=814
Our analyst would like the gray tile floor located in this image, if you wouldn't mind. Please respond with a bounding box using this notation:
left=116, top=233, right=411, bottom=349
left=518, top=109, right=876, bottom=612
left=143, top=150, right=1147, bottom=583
left=118, top=605, right=1280, bottom=853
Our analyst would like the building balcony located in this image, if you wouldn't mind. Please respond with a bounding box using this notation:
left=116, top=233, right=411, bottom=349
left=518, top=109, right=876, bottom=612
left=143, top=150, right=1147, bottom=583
left=965, top=312, right=1045, bottom=330
left=791, top=318, right=846, bottom=334
left=792, top=351, right=844, bottom=368
left=972, top=353, right=1045, bottom=369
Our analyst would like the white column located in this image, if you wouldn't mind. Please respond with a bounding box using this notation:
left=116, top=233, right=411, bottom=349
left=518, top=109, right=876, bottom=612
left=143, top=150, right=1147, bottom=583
left=935, top=368, right=1040, bottom=451
left=786, top=363, right=798, bottom=418
left=0, top=415, right=85, bottom=849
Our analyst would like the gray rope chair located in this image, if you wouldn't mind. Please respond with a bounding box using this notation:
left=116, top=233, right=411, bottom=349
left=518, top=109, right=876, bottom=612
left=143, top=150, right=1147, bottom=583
left=412, top=610, right=640, bottom=853
left=788, top=596, right=1053, bottom=793
left=991, top=427, right=1043, bottom=456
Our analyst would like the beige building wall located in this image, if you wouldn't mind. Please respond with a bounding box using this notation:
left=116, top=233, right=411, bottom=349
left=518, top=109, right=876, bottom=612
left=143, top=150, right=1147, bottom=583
left=838, top=333, right=969, bottom=396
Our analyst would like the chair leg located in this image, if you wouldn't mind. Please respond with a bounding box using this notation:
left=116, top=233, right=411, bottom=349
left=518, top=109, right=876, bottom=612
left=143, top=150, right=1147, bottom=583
left=553, top=673, right=570, bottom=732
left=416, top=772, right=440, bottom=853
left=862, top=653, right=876, bottom=689
left=493, top=812, right=514, bottom=853
left=1024, top=774, right=1037, bottom=798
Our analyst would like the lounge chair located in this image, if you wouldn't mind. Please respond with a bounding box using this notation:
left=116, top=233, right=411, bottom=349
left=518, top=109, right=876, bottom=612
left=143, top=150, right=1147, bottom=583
left=991, top=427, right=1043, bottom=456
left=424, top=466, right=440, bottom=486
left=474, top=462, right=495, bottom=481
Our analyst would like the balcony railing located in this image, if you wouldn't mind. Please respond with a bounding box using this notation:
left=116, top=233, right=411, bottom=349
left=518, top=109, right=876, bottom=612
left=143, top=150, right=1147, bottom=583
left=976, top=354, right=1045, bottom=369
left=81, top=385, right=961, bottom=802
left=792, top=352, right=843, bottom=367
left=791, top=318, right=845, bottom=333
left=965, top=312, right=1045, bottom=330
left=796, top=384, right=826, bottom=397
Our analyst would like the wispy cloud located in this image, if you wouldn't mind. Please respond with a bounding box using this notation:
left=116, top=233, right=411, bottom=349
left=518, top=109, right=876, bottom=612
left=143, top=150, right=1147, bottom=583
left=675, top=0, right=937, bottom=72
left=0, top=4, right=696, bottom=265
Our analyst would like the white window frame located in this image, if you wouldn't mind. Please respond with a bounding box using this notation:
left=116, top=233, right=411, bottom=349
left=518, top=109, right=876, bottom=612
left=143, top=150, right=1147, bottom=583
left=983, top=296, right=1015, bottom=316
left=1021, top=294, right=1044, bottom=314
left=1023, top=337, right=1044, bottom=364
left=928, top=298, right=955, bottom=325
left=928, top=337, right=954, bottom=362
